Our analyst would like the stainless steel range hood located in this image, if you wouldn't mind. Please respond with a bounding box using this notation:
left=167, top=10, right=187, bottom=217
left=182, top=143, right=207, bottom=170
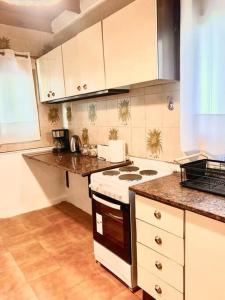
left=45, top=88, right=129, bottom=104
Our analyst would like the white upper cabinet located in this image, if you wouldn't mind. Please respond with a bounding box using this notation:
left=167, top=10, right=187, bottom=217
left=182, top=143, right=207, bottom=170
left=62, top=22, right=105, bottom=97
left=103, top=0, right=158, bottom=88
left=36, top=46, right=65, bottom=102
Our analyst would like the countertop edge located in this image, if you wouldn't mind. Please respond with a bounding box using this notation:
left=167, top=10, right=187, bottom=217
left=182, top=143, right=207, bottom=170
left=129, top=186, right=225, bottom=224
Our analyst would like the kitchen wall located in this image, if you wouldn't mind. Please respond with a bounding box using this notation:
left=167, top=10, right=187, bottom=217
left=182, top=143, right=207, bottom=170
left=0, top=24, right=63, bottom=153
left=66, top=81, right=183, bottom=162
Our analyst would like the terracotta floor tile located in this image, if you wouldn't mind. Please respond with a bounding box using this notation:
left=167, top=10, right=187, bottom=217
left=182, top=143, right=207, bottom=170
left=0, top=265, right=26, bottom=295
left=111, top=289, right=142, bottom=300
left=39, top=206, right=61, bottom=216
left=65, top=272, right=125, bottom=300
left=1, top=283, right=38, bottom=300
left=30, top=267, right=85, bottom=300
left=9, top=241, right=50, bottom=266
left=18, top=211, right=52, bottom=231
left=19, top=255, right=60, bottom=281
left=0, top=219, right=28, bottom=239
left=0, top=202, right=140, bottom=300
left=0, top=252, right=17, bottom=269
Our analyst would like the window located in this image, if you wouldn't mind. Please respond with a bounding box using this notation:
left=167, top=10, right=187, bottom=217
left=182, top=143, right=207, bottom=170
left=181, top=0, right=225, bottom=157
left=0, top=49, right=40, bottom=144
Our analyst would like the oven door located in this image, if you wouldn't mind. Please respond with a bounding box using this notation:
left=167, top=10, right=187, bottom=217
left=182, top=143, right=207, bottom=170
left=92, top=192, right=131, bottom=264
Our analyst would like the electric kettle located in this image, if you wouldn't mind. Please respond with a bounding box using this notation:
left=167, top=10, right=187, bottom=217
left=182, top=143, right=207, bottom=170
left=70, top=135, right=82, bottom=153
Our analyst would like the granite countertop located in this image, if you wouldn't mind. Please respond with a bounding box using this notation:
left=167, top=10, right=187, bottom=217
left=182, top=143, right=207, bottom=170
left=130, top=172, right=225, bottom=223
left=23, top=151, right=131, bottom=177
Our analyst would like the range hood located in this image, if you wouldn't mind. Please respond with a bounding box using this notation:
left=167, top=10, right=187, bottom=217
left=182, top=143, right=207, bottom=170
left=45, top=88, right=129, bottom=104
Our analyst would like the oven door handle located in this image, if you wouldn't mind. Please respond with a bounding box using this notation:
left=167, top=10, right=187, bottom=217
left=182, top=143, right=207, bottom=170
left=106, top=212, right=123, bottom=221
left=93, top=194, right=121, bottom=211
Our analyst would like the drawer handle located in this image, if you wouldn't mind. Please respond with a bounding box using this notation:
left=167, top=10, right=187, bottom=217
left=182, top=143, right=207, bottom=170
left=154, top=210, right=161, bottom=219
left=83, top=84, right=87, bottom=90
left=52, top=92, right=55, bottom=97
left=155, top=285, right=162, bottom=295
left=77, top=85, right=81, bottom=91
left=155, top=236, right=162, bottom=245
left=155, top=261, right=163, bottom=270
left=47, top=93, right=51, bottom=98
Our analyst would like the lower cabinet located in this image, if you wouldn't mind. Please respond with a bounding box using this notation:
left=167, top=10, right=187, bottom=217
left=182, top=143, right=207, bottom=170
left=185, top=211, right=225, bottom=300
left=136, top=196, right=225, bottom=300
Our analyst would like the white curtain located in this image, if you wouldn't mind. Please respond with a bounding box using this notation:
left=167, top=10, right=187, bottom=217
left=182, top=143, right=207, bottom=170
left=0, top=49, right=40, bottom=144
left=181, top=0, right=225, bottom=158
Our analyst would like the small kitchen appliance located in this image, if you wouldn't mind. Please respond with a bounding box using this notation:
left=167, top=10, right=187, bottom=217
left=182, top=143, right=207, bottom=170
left=70, top=135, right=82, bottom=153
left=90, top=157, right=179, bottom=290
left=52, top=129, right=70, bottom=153
left=108, top=140, right=126, bottom=163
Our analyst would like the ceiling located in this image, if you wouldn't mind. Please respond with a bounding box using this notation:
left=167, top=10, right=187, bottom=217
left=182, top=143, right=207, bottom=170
left=0, top=0, right=81, bottom=32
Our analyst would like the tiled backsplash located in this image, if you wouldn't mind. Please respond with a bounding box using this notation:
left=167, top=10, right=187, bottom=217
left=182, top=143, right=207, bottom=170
left=66, top=82, right=183, bottom=162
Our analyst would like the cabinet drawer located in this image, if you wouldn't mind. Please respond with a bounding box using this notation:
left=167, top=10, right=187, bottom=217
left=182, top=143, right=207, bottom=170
left=138, top=266, right=183, bottom=300
left=137, top=243, right=183, bottom=292
left=137, top=220, right=184, bottom=265
left=136, top=195, right=184, bottom=238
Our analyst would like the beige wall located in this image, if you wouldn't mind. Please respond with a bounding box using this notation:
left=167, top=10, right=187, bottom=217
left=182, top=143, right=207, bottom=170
left=67, top=82, right=183, bottom=162
left=0, top=24, right=63, bottom=153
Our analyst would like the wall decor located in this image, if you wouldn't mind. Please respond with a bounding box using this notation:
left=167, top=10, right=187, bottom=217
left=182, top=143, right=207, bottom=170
left=147, top=129, right=162, bottom=158
left=66, top=105, right=72, bottom=122
left=118, top=99, right=130, bottom=124
left=48, top=107, right=60, bottom=124
left=82, top=128, right=89, bottom=145
left=109, top=128, right=118, bottom=140
left=0, top=36, right=10, bottom=49
left=88, top=103, right=97, bottom=123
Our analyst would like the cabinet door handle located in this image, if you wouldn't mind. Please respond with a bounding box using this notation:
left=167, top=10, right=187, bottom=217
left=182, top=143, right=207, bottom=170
left=77, top=86, right=81, bottom=91
left=155, top=261, right=162, bottom=270
left=52, top=92, right=55, bottom=97
left=154, top=210, right=161, bottom=219
left=47, top=93, right=51, bottom=98
left=83, top=84, right=87, bottom=90
left=155, top=285, right=162, bottom=295
left=155, top=236, right=162, bottom=245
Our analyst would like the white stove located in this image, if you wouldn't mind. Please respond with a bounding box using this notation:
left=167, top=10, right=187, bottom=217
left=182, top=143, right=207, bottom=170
left=90, top=157, right=179, bottom=290
left=90, top=156, right=179, bottom=203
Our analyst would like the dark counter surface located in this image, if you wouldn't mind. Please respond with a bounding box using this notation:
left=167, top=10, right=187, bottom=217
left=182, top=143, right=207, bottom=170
left=130, top=172, right=225, bottom=223
left=23, top=151, right=131, bottom=177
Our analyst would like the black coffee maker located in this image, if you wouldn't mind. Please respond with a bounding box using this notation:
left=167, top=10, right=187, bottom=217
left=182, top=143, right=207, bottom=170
left=52, top=129, right=70, bottom=153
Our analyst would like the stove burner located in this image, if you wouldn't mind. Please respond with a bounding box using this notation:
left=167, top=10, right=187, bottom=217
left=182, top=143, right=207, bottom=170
left=119, top=166, right=140, bottom=172
left=119, top=174, right=142, bottom=181
left=103, top=170, right=120, bottom=176
left=139, top=170, right=158, bottom=176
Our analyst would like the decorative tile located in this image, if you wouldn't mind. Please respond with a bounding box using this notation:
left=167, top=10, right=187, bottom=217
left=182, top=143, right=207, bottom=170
left=88, top=103, right=97, bottom=124
left=146, top=128, right=163, bottom=159
left=118, top=98, right=131, bottom=125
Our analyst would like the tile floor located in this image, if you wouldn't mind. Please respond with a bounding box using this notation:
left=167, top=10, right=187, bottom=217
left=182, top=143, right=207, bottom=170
left=0, top=202, right=142, bottom=300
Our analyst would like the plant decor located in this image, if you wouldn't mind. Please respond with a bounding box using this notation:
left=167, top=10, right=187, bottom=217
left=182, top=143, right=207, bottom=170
left=66, top=105, right=72, bottom=122
left=118, top=99, right=130, bottom=124
left=82, top=128, right=89, bottom=145
left=48, top=107, right=60, bottom=124
left=147, top=129, right=162, bottom=158
left=88, top=103, right=97, bottom=123
left=109, top=128, right=118, bottom=140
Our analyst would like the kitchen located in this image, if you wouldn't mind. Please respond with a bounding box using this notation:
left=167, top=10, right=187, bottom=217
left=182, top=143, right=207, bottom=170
left=0, top=0, right=225, bottom=299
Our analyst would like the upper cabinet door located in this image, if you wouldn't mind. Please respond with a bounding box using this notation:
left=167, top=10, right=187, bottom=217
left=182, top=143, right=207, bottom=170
left=36, top=46, right=65, bottom=102
left=62, top=22, right=105, bottom=97
left=62, top=35, right=80, bottom=97
left=78, top=22, right=105, bottom=94
left=103, top=0, right=158, bottom=88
